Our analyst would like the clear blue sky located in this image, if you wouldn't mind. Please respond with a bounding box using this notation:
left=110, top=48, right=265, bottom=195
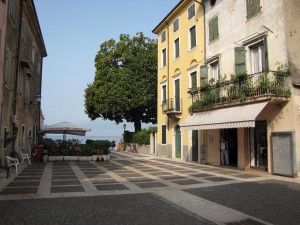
left=34, top=0, right=177, bottom=139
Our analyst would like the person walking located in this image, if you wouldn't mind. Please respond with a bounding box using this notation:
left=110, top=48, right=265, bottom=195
left=220, top=136, right=229, bottom=166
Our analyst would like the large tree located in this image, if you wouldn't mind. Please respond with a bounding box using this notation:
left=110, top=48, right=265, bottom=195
left=84, top=32, right=157, bottom=132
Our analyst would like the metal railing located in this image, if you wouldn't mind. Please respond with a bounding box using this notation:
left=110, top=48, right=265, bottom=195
left=162, top=98, right=182, bottom=113
left=190, top=71, right=290, bottom=111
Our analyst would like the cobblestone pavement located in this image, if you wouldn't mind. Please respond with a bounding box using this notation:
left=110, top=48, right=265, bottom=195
left=0, top=152, right=299, bottom=225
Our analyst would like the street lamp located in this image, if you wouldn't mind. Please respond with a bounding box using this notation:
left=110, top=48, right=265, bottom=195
left=123, top=124, right=126, bottom=137
left=123, top=124, right=126, bottom=151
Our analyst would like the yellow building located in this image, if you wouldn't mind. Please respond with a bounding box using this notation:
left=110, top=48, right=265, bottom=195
left=152, top=0, right=205, bottom=161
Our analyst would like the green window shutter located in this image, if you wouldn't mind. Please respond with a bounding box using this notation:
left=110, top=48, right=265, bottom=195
left=209, top=16, right=219, bottom=42
left=262, top=37, right=269, bottom=71
left=175, top=38, right=180, bottom=58
left=173, top=19, right=179, bottom=32
left=191, top=71, right=197, bottom=88
left=247, top=0, right=260, bottom=19
left=162, top=125, right=166, bottom=144
left=188, top=4, right=195, bottom=20
left=161, top=31, right=166, bottom=43
left=175, top=79, right=180, bottom=111
left=162, top=85, right=166, bottom=104
left=162, top=49, right=166, bottom=67
left=234, top=47, right=246, bottom=74
left=190, top=26, right=196, bottom=49
left=200, top=65, right=208, bottom=80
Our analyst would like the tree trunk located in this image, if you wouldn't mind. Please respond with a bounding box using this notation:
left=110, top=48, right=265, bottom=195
left=134, top=120, right=141, bottom=132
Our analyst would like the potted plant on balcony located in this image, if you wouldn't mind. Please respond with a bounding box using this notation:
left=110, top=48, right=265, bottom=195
left=200, top=82, right=211, bottom=92
left=275, top=64, right=289, bottom=83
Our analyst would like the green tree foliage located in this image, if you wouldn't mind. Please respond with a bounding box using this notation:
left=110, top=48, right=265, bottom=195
left=84, top=32, right=157, bottom=132
left=132, top=126, right=157, bottom=145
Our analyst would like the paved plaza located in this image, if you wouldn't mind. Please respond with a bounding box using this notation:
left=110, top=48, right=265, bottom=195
left=0, top=152, right=299, bottom=225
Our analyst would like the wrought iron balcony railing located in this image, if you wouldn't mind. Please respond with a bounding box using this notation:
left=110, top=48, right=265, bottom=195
left=189, top=71, right=291, bottom=113
left=162, top=98, right=182, bottom=114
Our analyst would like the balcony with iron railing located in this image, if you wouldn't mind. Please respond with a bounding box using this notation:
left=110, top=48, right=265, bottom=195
left=189, top=71, right=291, bottom=113
left=162, top=98, right=182, bottom=119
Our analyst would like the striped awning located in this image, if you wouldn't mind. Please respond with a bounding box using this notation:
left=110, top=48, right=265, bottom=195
left=180, top=101, right=269, bottom=131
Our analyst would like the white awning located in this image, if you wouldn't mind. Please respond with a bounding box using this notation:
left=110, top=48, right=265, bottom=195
left=180, top=101, right=269, bottom=131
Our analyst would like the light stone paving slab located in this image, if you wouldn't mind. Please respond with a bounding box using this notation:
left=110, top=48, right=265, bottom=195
left=154, top=189, right=272, bottom=225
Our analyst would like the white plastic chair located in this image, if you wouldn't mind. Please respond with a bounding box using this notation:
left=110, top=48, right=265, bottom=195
left=19, top=150, right=31, bottom=165
left=6, top=156, right=20, bottom=175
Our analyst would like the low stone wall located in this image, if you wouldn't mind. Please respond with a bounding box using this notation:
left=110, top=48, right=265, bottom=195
left=125, top=144, right=150, bottom=154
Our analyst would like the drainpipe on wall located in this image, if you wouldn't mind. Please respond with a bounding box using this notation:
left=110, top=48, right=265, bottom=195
left=12, top=0, right=25, bottom=156
left=165, top=21, right=170, bottom=131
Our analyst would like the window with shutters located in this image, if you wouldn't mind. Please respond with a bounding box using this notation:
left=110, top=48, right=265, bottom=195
left=188, top=3, right=195, bottom=20
left=161, top=85, right=167, bottom=105
left=174, top=38, right=180, bottom=59
left=4, top=48, right=13, bottom=88
left=162, top=48, right=167, bottom=67
left=25, top=75, right=32, bottom=103
left=190, top=71, right=197, bottom=89
left=209, top=15, right=219, bottom=42
left=189, top=25, right=196, bottom=50
left=173, top=18, right=179, bottom=32
left=246, top=0, right=261, bottom=19
left=9, top=0, right=16, bottom=25
left=161, top=30, right=166, bottom=43
left=162, top=125, right=167, bottom=144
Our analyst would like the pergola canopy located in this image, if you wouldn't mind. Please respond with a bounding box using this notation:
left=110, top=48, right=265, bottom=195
left=41, top=121, right=91, bottom=139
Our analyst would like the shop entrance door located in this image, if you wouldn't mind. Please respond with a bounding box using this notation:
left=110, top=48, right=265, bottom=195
left=192, top=130, right=198, bottom=162
left=250, top=121, right=268, bottom=170
left=221, top=129, right=238, bottom=167
left=175, top=126, right=181, bottom=159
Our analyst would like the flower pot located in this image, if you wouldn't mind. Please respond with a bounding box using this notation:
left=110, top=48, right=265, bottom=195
left=102, top=154, right=111, bottom=161
left=64, top=156, right=79, bottom=161
left=48, top=156, right=64, bottom=161
left=92, top=155, right=102, bottom=161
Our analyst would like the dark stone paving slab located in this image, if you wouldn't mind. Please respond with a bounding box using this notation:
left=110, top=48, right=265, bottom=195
left=0, top=187, right=38, bottom=195
left=148, top=172, right=172, bottom=176
left=232, top=174, right=261, bottom=179
left=203, top=177, right=233, bottom=182
left=18, top=173, right=43, bottom=177
left=226, top=218, right=266, bottom=225
left=134, top=182, right=168, bottom=189
left=184, top=179, right=300, bottom=225
left=126, top=177, right=156, bottom=182
left=51, top=185, right=85, bottom=193
left=160, top=175, right=186, bottom=180
left=188, top=173, right=215, bottom=178
left=52, top=175, right=78, bottom=180
left=13, top=176, right=41, bottom=181
left=95, top=184, right=128, bottom=191
left=171, top=179, right=203, bottom=185
left=86, top=174, right=111, bottom=179
left=7, top=181, right=40, bottom=187
left=52, top=180, right=81, bottom=186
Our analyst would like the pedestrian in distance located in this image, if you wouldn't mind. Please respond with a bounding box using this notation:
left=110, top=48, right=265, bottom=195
left=220, top=136, right=229, bottom=166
